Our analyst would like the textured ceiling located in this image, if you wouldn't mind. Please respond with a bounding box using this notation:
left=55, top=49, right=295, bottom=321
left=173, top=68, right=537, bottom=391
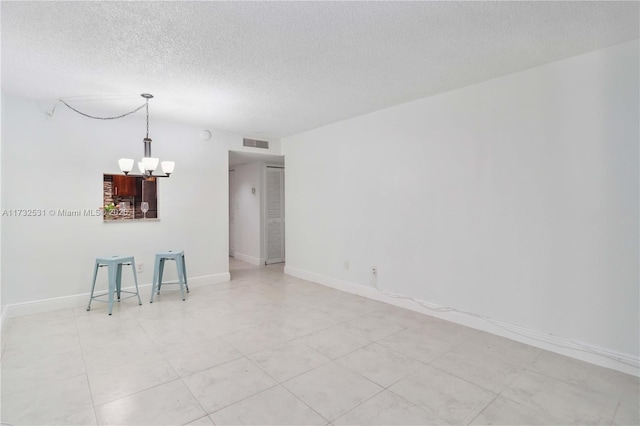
left=2, top=1, right=638, bottom=139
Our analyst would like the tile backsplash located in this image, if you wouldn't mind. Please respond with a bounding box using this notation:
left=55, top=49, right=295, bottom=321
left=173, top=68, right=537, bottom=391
left=103, top=180, right=135, bottom=220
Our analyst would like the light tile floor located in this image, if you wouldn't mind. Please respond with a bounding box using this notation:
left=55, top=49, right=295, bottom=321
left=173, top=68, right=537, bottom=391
left=1, top=259, right=638, bottom=425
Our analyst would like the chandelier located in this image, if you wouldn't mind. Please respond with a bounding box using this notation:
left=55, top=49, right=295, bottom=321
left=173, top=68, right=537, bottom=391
left=118, top=94, right=174, bottom=177
left=60, top=93, right=175, bottom=178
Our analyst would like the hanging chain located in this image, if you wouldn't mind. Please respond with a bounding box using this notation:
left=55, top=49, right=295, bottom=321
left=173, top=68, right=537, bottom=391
left=59, top=99, right=147, bottom=120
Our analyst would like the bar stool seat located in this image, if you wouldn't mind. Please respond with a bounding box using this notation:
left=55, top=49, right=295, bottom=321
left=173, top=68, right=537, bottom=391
left=87, top=255, right=142, bottom=315
left=150, top=250, right=189, bottom=302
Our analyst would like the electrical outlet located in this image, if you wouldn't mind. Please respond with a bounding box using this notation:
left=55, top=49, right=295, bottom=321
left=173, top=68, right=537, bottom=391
left=136, top=262, right=144, bottom=273
left=372, top=267, right=377, bottom=276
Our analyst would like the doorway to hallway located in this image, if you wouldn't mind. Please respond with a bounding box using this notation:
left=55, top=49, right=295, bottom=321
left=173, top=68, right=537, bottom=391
left=228, top=151, right=285, bottom=265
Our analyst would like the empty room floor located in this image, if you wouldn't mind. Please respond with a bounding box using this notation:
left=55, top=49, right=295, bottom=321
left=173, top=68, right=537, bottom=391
left=1, top=258, right=638, bottom=425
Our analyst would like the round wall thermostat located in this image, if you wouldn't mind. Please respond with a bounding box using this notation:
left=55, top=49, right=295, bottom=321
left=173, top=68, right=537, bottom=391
left=200, top=130, right=212, bottom=141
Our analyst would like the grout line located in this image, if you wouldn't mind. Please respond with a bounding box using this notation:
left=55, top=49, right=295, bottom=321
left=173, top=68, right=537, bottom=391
left=282, top=379, right=347, bottom=424
left=608, top=400, right=622, bottom=426
left=179, top=375, right=211, bottom=423
left=426, top=361, right=501, bottom=396
left=72, top=307, right=100, bottom=425
left=201, top=357, right=282, bottom=416
left=465, top=392, right=500, bottom=426
left=132, top=299, right=216, bottom=422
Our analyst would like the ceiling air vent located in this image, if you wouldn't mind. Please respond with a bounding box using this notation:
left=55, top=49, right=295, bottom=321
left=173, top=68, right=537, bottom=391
left=243, top=138, right=269, bottom=149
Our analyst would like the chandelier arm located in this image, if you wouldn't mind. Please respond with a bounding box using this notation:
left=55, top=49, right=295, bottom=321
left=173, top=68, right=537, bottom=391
left=59, top=99, right=147, bottom=120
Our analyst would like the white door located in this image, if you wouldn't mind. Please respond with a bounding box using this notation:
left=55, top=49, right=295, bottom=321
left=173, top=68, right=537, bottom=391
left=229, top=170, right=236, bottom=257
left=265, top=167, right=285, bottom=264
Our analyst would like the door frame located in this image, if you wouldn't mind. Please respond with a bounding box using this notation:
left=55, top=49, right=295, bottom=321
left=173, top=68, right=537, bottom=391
left=228, top=168, right=236, bottom=258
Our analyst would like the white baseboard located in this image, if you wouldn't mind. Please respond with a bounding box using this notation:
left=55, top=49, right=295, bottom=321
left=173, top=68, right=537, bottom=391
left=233, top=252, right=263, bottom=266
left=187, top=273, right=232, bottom=289
left=4, top=272, right=231, bottom=319
left=284, top=266, right=639, bottom=377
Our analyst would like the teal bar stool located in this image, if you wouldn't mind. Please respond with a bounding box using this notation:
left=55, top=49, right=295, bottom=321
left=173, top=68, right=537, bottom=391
left=150, top=250, right=189, bottom=303
left=87, top=255, right=142, bottom=315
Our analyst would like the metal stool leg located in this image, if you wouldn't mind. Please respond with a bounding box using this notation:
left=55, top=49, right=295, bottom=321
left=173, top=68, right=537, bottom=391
left=150, top=255, right=160, bottom=303
left=181, top=254, right=189, bottom=293
left=116, top=263, right=123, bottom=301
left=87, top=261, right=100, bottom=311
left=108, top=263, right=116, bottom=315
left=157, top=259, right=165, bottom=294
left=176, top=258, right=186, bottom=301
left=131, top=262, right=142, bottom=305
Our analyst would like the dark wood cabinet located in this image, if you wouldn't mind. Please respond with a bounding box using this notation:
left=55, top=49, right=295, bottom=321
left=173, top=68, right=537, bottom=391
left=104, top=174, right=158, bottom=220
left=113, top=175, right=137, bottom=197
left=131, top=177, right=158, bottom=219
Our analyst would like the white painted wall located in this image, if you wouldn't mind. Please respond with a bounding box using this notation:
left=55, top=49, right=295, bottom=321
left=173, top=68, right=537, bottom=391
left=0, top=93, right=4, bottom=326
left=283, top=40, right=639, bottom=372
left=0, top=93, right=284, bottom=310
left=229, top=161, right=263, bottom=265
